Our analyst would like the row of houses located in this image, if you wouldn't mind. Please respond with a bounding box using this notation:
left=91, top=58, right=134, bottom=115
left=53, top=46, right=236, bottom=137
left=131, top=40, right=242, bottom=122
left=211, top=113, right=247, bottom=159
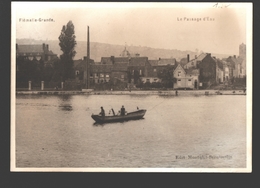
left=74, top=47, right=246, bottom=89
left=16, top=43, right=246, bottom=90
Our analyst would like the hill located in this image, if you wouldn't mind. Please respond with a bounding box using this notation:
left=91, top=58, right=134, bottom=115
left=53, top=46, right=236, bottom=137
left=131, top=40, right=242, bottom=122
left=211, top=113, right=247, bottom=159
left=16, top=38, right=231, bottom=62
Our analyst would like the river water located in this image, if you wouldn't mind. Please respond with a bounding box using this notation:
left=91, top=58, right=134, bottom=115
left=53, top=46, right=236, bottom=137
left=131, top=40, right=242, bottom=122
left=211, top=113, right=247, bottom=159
left=15, top=94, right=247, bottom=169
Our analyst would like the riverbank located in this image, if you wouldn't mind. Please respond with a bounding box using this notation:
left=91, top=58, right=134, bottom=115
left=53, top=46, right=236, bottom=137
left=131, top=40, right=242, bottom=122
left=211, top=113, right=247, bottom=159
left=16, top=89, right=246, bottom=96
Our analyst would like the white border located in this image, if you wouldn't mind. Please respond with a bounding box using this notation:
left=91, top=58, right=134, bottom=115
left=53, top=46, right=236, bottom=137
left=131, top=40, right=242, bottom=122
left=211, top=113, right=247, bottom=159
left=11, top=2, right=252, bottom=172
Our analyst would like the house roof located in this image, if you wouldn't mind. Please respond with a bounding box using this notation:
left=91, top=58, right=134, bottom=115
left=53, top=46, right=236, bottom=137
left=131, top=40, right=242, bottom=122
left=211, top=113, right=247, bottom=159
left=148, top=60, right=158, bottom=66
left=17, top=44, right=44, bottom=54
left=212, top=58, right=224, bottom=70
left=90, top=64, right=112, bottom=73
left=196, top=53, right=208, bottom=61
left=224, top=56, right=238, bottom=68
left=47, top=50, right=56, bottom=56
left=44, top=56, right=59, bottom=65
left=101, top=57, right=129, bottom=64
left=180, top=57, right=188, bottom=65
left=173, top=63, right=186, bottom=74
left=128, top=57, right=148, bottom=66
left=114, top=57, right=129, bottom=63
left=158, top=58, right=176, bottom=66
left=111, top=63, right=128, bottom=72
left=186, top=68, right=199, bottom=75
left=74, top=59, right=86, bottom=69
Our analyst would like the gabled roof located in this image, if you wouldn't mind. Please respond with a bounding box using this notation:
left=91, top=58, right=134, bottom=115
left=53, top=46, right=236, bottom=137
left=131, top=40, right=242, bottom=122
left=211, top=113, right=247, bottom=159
left=173, top=63, right=186, bottom=74
left=17, top=44, right=44, bottom=54
left=90, top=64, right=112, bottom=73
left=111, top=63, right=128, bottom=72
left=196, top=53, right=208, bottom=61
left=128, top=57, right=148, bottom=66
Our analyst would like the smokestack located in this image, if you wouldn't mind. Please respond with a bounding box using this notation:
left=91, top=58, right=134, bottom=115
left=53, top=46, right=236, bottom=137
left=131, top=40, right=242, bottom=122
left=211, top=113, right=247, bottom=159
left=111, top=56, right=115, bottom=64
left=87, top=26, right=90, bottom=60
left=187, top=54, right=190, bottom=62
left=87, top=26, right=90, bottom=89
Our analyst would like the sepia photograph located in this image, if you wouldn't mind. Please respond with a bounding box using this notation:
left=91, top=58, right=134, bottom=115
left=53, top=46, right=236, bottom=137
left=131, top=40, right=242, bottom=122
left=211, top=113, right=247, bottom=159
left=11, top=2, right=252, bottom=172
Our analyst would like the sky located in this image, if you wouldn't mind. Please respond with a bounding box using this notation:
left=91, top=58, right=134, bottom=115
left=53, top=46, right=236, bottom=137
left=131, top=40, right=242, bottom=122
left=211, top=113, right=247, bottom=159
left=12, top=2, right=251, bottom=55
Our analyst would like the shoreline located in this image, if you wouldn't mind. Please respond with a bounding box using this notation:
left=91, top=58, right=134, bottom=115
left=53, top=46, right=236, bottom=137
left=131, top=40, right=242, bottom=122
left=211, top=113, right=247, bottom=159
left=15, top=89, right=246, bottom=96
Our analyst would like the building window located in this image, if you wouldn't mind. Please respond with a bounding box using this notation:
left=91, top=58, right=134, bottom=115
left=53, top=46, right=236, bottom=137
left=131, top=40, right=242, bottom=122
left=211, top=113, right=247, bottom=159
left=140, top=69, right=142, bottom=75
left=188, top=79, right=192, bottom=81
left=177, top=79, right=181, bottom=86
left=146, top=79, right=150, bottom=82
left=100, top=74, right=104, bottom=78
left=75, top=70, right=80, bottom=75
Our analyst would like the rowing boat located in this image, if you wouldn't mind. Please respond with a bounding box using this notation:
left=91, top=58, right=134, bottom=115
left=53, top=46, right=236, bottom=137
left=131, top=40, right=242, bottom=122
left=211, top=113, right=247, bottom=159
left=91, top=109, right=146, bottom=123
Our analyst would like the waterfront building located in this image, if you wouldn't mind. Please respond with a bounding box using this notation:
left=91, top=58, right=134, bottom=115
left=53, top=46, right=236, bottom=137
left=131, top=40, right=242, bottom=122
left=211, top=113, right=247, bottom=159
left=144, top=58, right=176, bottom=84
left=183, top=53, right=216, bottom=89
left=212, top=57, right=224, bottom=84
left=224, top=55, right=245, bottom=78
left=173, top=63, right=199, bottom=90
left=16, top=43, right=58, bottom=66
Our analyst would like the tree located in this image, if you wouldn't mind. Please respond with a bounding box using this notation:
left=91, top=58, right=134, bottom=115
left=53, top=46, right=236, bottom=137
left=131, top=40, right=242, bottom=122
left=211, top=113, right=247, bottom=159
left=158, top=65, right=174, bottom=88
left=58, top=20, right=77, bottom=81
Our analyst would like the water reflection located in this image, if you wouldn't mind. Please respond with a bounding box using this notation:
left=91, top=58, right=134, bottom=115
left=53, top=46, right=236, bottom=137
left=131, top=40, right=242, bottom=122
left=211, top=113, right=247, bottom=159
left=58, top=94, right=72, bottom=101
left=59, top=104, right=73, bottom=111
left=58, top=95, right=73, bottom=111
left=92, top=118, right=146, bottom=126
left=93, top=122, right=105, bottom=126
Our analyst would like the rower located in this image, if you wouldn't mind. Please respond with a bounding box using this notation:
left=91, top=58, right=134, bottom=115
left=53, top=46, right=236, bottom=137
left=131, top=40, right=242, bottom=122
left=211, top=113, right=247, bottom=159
left=121, top=105, right=125, bottom=116
left=100, top=106, right=105, bottom=117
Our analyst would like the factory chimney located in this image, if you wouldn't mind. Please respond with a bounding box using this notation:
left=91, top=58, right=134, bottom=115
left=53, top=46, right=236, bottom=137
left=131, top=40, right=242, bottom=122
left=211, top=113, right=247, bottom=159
left=86, top=26, right=90, bottom=89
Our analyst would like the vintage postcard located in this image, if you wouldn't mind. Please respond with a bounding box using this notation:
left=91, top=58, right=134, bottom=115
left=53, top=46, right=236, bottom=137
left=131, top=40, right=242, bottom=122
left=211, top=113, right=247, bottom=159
left=11, top=2, right=252, bottom=172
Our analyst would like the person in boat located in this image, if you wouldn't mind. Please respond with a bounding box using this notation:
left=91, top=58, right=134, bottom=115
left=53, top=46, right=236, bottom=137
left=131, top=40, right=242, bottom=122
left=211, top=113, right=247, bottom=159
left=100, top=106, right=105, bottom=117
left=121, top=105, right=125, bottom=116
